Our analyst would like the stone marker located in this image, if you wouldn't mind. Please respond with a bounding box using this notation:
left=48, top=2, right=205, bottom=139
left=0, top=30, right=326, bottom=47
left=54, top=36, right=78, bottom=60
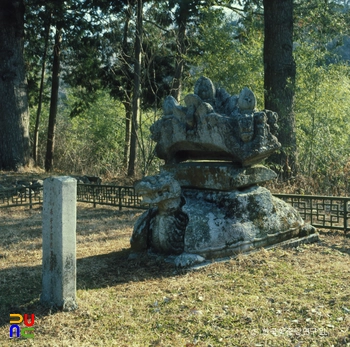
left=41, top=176, right=78, bottom=311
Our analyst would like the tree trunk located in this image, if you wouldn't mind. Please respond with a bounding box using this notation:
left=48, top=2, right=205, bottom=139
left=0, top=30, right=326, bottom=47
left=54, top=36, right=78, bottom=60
left=123, top=101, right=131, bottom=167
left=0, top=0, right=30, bottom=171
left=122, top=3, right=132, bottom=169
left=45, top=25, right=62, bottom=172
left=33, top=10, right=51, bottom=165
left=127, top=0, right=142, bottom=177
left=263, top=0, right=297, bottom=177
left=171, top=14, right=187, bottom=102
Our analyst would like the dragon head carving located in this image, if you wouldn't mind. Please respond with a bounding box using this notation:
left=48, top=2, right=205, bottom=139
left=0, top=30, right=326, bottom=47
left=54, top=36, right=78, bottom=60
left=135, top=172, right=182, bottom=210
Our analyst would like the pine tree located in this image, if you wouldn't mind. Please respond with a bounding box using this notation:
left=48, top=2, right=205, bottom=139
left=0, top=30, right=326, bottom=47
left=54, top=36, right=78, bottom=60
left=0, top=0, right=30, bottom=170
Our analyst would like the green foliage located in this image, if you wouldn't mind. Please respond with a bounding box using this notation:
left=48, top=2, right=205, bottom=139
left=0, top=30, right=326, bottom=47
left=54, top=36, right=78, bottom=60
left=294, top=0, right=350, bottom=44
left=189, top=10, right=264, bottom=106
left=23, top=0, right=350, bottom=189
left=54, top=90, right=126, bottom=175
left=190, top=4, right=350, bottom=193
left=137, top=109, right=162, bottom=176
left=29, top=88, right=161, bottom=177
left=294, top=43, right=350, bottom=193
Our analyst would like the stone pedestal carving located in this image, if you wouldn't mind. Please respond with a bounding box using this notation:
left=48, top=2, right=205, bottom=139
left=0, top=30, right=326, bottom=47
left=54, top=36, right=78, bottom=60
left=161, top=163, right=277, bottom=191
left=131, top=77, right=318, bottom=266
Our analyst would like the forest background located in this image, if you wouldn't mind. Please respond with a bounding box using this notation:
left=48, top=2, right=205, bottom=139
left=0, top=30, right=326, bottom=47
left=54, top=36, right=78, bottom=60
left=1, top=0, right=350, bottom=195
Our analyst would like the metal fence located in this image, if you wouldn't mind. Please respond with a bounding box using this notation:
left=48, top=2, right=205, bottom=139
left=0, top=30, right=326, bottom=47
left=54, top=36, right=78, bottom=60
left=0, top=183, right=349, bottom=233
left=76, top=184, right=146, bottom=210
left=0, top=185, right=43, bottom=209
left=274, top=194, right=350, bottom=233
left=0, top=184, right=146, bottom=210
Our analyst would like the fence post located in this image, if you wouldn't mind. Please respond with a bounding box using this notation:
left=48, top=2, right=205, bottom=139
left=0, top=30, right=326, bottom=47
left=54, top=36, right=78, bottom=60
left=118, top=187, right=122, bottom=211
left=29, top=187, right=33, bottom=209
left=90, top=186, right=95, bottom=208
left=344, top=199, right=348, bottom=234
left=309, top=197, right=313, bottom=225
left=41, top=176, right=78, bottom=311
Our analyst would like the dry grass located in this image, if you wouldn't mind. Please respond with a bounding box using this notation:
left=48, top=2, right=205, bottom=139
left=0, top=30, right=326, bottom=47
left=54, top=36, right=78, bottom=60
left=0, top=204, right=350, bottom=347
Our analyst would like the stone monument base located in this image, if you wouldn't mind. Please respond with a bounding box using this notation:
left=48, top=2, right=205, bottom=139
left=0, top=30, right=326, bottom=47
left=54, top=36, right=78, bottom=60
left=164, top=233, right=319, bottom=268
left=161, top=162, right=277, bottom=190
left=180, top=186, right=317, bottom=258
left=131, top=171, right=319, bottom=265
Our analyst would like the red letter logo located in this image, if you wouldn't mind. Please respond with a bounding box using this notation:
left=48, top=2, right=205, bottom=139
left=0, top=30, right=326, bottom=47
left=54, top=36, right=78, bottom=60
left=24, top=314, right=35, bottom=327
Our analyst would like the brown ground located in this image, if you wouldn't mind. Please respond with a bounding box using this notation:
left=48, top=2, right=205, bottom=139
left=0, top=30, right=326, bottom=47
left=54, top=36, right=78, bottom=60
left=0, top=171, right=349, bottom=346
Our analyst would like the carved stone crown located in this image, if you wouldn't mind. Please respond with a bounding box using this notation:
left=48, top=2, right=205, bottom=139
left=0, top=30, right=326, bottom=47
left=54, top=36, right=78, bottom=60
left=151, top=76, right=281, bottom=166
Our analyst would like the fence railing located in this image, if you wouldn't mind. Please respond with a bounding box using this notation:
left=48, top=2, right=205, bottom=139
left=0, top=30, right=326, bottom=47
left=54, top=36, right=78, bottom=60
left=1, top=184, right=349, bottom=233
left=274, top=194, right=350, bottom=233
left=0, top=185, right=43, bottom=208
left=76, top=184, right=147, bottom=210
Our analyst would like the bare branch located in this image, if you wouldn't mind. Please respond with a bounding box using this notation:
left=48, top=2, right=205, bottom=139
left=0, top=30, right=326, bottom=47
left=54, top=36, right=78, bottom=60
left=214, top=1, right=263, bottom=17
left=143, top=19, right=170, bottom=33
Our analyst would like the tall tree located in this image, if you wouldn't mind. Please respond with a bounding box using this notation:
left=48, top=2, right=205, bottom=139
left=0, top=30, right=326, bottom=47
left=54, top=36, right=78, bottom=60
left=127, top=0, right=143, bottom=176
left=45, top=23, right=62, bottom=172
left=0, top=0, right=30, bottom=170
left=263, top=0, right=297, bottom=177
left=168, top=0, right=216, bottom=101
left=26, top=0, right=128, bottom=171
left=32, top=8, right=51, bottom=164
left=169, top=0, right=190, bottom=101
left=121, top=3, right=133, bottom=168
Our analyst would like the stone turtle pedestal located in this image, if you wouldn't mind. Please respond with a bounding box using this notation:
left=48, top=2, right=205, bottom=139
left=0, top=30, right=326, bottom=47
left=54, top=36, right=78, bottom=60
left=131, top=166, right=318, bottom=266
left=130, top=77, right=318, bottom=266
left=181, top=185, right=313, bottom=258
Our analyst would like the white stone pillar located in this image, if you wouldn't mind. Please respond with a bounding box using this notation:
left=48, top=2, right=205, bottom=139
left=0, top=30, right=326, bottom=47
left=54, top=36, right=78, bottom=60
left=41, top=176, right=78, bottom=311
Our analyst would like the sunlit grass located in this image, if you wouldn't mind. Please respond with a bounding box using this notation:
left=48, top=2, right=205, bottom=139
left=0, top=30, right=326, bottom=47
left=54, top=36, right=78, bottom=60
left=0, top=205, right=349, bottom=346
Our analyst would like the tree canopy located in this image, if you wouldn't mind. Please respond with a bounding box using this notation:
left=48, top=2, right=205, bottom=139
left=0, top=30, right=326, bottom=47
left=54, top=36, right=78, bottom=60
left=0, top=0, right=349, bottom=193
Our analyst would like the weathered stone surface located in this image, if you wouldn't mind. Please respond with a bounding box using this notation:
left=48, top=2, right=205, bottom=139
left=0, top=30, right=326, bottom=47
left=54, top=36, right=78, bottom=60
left=181, top=186, right=313, bottom=258
left=150, top=76, right=281, bottom=165
left=134, top=172, right=181, bottom=205
left=41, top=176, right=78, bottom=311
left=151, top=112, right=280, bottom=165
left=173, top=253, right=206, bottom=268
left=130, top=76, right=318, bottom=263
left=131, top=172, right=318, bottom=259
left=130, top=208, right=157, bottom=252
left=161, top=163, right=277, bottom=190
left=237, top=87, right=257, bottom=111
left=132, top=173, right=187, bottom=255
left=163, top=95, right=179, bottom=116
left=194, top=76, right=216, bottom=104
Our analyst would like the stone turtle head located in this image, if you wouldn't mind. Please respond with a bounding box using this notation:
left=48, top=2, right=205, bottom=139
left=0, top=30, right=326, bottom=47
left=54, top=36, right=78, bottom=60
left=134, top=172, right=181, bottom=205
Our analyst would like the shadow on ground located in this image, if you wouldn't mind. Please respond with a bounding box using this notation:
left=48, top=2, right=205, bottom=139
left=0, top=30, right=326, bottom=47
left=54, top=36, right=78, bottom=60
left=2, top=230, right=350, bottom=328
left=317, top=230, right=350, bottom=255
left=0, top=206, right=151, bottom=327
left=0, top=206, right=140, bottom=247
left=0, top=247, right=181, bottom=328
left=1, top=207, right=349, bottom=329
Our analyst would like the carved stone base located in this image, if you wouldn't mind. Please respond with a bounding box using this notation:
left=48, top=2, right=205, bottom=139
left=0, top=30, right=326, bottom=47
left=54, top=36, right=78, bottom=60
left=130, top=180, right=319, bottom=261
left=161, top=163, right=277, bottom=190
left=181, top=186, right=317, bottom=258
left=163, top=233, right=320, bottom=268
